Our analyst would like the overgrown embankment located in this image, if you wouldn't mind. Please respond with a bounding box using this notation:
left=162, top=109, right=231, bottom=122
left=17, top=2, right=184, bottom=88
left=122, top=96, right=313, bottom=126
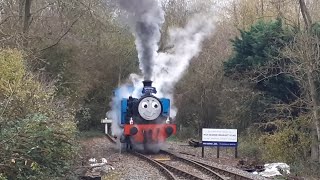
left=0, top=49, right=78, bottom=180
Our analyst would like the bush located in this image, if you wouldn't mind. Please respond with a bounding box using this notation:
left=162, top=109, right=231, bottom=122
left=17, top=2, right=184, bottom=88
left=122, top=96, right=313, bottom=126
left=258, top=117, right=311, bottom=164
left=0, top=49, right=25, bottom=97
left=259, top=128, right=311, bottom=164
left=238, top=134, right=262, bottom=161
left=239, top=117, right=311, bottom=165
left=76, top=107, right=92, bottom=131
left=78, top=130, right=105, bottom=139
left=177, top=126, right=199, bottom=140
left=0, top=49, right=78, bottom=179
left=290, top=161, right=320, bottom=177
left=0, top=174, right=6, bottom=180
left=1, top=114, right=77, bottom=179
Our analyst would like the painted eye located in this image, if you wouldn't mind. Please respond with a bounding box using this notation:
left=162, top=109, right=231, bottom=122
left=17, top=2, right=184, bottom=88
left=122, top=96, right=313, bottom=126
left=152, top=102, right=159, bottom=109
left=141, top=102, right=148, bottom=108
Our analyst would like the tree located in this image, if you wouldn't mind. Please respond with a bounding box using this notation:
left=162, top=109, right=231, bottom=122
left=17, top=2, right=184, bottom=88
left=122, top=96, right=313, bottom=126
left=0, top=0, right=139, bottom=130
left=174, top=21, right=236, bottom=136
left=283, top=32, right=320, bottom=162
left=224, top=19, right=299, bottom=104
left=295, top=0, right=320, bottom=162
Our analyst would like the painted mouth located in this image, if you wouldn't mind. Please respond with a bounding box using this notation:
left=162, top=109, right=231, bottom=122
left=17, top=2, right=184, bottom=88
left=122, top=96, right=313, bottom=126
left=143, top=113, right=154, bottom=117
left=143, top=111, right=155, bottom=119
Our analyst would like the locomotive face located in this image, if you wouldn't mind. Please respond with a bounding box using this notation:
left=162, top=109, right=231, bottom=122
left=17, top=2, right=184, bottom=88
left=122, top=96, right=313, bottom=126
left=138, top=96, right=162, bottom=120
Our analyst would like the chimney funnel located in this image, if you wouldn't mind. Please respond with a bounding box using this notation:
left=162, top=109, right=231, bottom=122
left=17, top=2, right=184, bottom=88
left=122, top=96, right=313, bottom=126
left=143, top=80, right=152, bottom=87
left=142, top=80, right=157, bottom=95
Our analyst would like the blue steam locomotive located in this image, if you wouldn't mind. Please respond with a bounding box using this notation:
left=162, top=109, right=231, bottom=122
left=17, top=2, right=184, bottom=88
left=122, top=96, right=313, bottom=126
left=117, top=80, right=176, bottom=152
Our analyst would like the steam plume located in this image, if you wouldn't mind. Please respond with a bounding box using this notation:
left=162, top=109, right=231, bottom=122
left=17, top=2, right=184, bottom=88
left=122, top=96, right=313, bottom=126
left=118, top=0, right=164, bottom=80
left=109, top=0, right=215, bottom=141
left=130, top=15, right=215, bottom=117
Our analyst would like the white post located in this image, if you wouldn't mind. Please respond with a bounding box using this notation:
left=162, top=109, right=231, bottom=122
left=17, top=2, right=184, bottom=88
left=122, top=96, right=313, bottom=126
left=105, top=123, right=108, bottom=134
left=101, top=118, right=113, bottom=135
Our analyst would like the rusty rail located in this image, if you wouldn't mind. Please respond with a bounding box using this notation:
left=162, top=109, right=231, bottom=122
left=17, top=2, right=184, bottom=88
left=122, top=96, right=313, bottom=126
left=162, top=150, right=254, bottom=180
left=131, top=151, right=177, bottom=180
left=105, top=133, right=116, bottom=144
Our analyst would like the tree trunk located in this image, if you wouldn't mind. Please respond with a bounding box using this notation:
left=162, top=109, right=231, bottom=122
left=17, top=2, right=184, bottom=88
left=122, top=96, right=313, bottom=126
left=118, top=66, right=122, bottom=86
left=19, top=0, right=25, bottom=21
left=23, top=0, right=32, bottom=48
left=311, top=130, right=319, bottom=161
left=296, top=5, right=301, bottom=29
left=298, top=0, right=320, bottom=163
left=306, top=61, right=320, bottom=162
left=298, top=0, right=312, bottom=30
left=261, top=0, right=264, bottom=17
left=232, top=2, right=238, bottom=28
left=274, top=0, right=282, bottom=18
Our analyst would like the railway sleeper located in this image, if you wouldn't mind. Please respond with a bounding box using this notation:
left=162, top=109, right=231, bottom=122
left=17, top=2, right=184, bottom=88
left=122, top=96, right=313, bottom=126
left=162, top=151, right=226, bottom=180
left=156, top=160, right=205, bottom=180
left=132, top=152, right=177, bottom=180
left=189, top=159, right=254, bottom=180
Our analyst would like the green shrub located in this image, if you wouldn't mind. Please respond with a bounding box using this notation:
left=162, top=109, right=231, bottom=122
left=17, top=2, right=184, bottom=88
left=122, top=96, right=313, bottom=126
left=0, top=173, right=7, bottom=180
left=78, top=130, right=105, bottom=139
left=76, top=107, right=92, bottom=131
left=177, top=126, right=199, bottom=140
left=1, top=114, right=77, bottom=179
left=290, top=161, right=320, bottom=178
left=238, top=135, right=262, bottom=161
left=0, top=49, right=78, bottom=179
left=0, top=49, right=25, bottom=97
left=258, top=117, right=311, bottom=164
left=166, top=135, right=178, bottom=142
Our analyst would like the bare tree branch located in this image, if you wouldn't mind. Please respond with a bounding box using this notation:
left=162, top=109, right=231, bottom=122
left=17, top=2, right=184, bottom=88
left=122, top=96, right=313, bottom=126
left=0, top=16, right=13, bottom=26
left=40, top=13, right=85, bottom=52
left=31, top=2, right=54, bottom=15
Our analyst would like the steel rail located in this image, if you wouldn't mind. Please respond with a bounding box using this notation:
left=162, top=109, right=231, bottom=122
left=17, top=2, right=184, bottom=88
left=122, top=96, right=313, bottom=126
left=132, top=151, right=178, bottom=180
left=155, top=160, right=206, bottom=180
left=105, top=135, right=176, bottom=180
left=105, top=133, right=116, bottom=144
left=162, top=150, right=254, bottom=180
left=188, top=159, right=254, bottom=180
left=105, top=135, right=250, bottom=180
left=160, top=150, right=226, bottom=180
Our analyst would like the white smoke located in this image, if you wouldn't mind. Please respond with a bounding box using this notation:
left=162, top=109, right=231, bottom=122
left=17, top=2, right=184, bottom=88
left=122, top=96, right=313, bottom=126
left=129, top=15, right=215, bottom=117
left=109, top=1, right=215, bottom=139
left=108, top=85, right=133, bottom=138
left=118, top=0, right=164, bottom=80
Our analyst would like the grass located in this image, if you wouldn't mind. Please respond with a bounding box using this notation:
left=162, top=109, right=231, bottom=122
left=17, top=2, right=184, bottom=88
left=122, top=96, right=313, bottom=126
left=78, top=129, right=106, bottom=139
left=102, top=172, right=121, bottom=180
left=166, top=134, right=179, bottom=142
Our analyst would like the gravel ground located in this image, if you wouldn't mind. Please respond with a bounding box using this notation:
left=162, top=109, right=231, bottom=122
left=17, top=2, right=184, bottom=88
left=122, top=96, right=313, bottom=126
left=164, top=159, right=213, bottom=179
left=162, top=141, right=268, bottom=180
left=79, top=136, right=166, bottom=180
left=78, top=136, right=267, bottom=180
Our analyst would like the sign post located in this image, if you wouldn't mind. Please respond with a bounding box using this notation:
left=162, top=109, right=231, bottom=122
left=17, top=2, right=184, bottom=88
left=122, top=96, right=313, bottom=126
left=201, top=128, right=238, bottom=158
left=101, top=118, right=112, bottom=135
left=202, top=145, right=204, bottom=158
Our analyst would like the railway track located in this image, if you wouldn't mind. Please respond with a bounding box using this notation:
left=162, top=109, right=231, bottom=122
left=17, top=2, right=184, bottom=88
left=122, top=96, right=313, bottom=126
left=157, top=152, right=224, bottom=179
left=104, top=134, right=254, bottom=180
left=105, top=133, right=116, bottom=144
left=161, top=150, right=254, bottom=180
left=133, top=150, right=254, bottom=180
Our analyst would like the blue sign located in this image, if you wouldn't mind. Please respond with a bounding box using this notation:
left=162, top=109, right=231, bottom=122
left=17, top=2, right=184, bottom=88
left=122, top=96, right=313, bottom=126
left=202, top=141, right=237, bottom=147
